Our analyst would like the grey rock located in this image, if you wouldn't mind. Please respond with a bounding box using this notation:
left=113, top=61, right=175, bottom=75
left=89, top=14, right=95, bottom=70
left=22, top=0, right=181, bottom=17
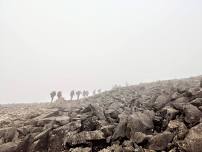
left=153, top=95, right=170, bottom=110
left=64, top=130, right=105, bottom=146
left=183, top=123, right=202, bottom=152
left=149, top=131, right=174, bottom=151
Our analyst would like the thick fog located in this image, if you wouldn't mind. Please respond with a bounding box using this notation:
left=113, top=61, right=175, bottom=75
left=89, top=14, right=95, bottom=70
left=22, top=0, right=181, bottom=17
left=0, top=0, right=202, bottom=103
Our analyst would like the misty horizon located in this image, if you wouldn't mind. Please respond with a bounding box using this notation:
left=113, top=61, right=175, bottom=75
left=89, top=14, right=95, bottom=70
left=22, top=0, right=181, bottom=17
left=1, top=0, right=202, bottom=103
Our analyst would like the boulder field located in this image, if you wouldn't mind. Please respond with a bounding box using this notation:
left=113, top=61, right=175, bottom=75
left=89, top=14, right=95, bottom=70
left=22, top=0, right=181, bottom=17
left=0, top=76, right=202, bottom=152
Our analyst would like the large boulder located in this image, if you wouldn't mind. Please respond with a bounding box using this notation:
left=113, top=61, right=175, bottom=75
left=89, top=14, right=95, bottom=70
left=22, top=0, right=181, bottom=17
left=28, top=129, right=51, bottom=152
left=81, top=116, right=99, bottom=131
left=181, top=123, right=202, bottom=152
left=126, top=110, right=155, bottom=138
left=153, top=95, right=170, bottom=110
left=111, top=114, right=128, bottom=140
left=82, top=104, right=105, bottom=120
left=171, top=97, right=189, bottom=110
left=148, top=131, right=174, bottom=151
left=48, top=120, right=82, bottom=152
left=0, top=135, right=30, bottom=152
left=0, top=142, right=19, bottom=152
left=183, top=104, right=201, bottom=126
left=172, top=98, right=201, bottom=126
left=0, top=127, right=18, bottom=143
left=112, top=111, right=154, bottom=141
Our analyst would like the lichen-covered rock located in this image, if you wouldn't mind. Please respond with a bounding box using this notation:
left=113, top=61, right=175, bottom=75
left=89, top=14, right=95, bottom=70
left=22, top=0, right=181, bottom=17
left=98, top=144, right=123, bottom=152
left=167, top=120, right=188, bottom=140
left=69, top=147, right=91, bottom=152
left=182, top=123, right=202, bottom=152
left=64, top=130, right=105, bottom=146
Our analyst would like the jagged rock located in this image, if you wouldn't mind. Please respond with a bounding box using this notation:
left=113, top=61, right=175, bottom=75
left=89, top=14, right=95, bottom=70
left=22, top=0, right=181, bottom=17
left=101, top=125, right=115, bottom=137
left=0, top=135, right=30, bottom=152
left=153, top=95, right=170, bottom=110
left=122, top=140, right=140, bottom=152
left=36, top=116, right=69, bottom=127
left=161, top=106, right=179, bottom=120
left=122, top=146, right=136, bottom=152
left=17, top=125, right=32, bottom=136
left=0, top=142, right=19, bottom=152
left=105, top=102, right=124, bottom=120
left=190, top=98, right=202, bottom=107
left=171, top=97, right=187, bottom=110
left=188, top=87, right=200, bottom=96
left=182, top=123, right=202, bottom=152
left=48, top=131, right=65, bottom=152
left=54, top=120, right=81, bottom=133
left=167, top=120, right=188, bottom=140
left=149, top=131, right=174, bottom=151
left=81, top=116, right=99, bottom=131
left=64, top=130, right=105, bottom=146
left=82, top=104, right=106, bottom=120
left=172, top=98, right=202, bottom=126
left=2, top=76, right=202, bottom=151
left=98, top=144, right=123, bottom=152
left=111, top=114, right=128, bottom=140
left=33, top=128, right=51, bottom=142
left=171, top=92, right=181, bottom=100
left=104, top=109, right=119, bottom=120
left=130, top=132, right=149, bottom=144
left=0, top=127, right=18, bottom=143
left=48, top=120, right=82, bottom=151
left=183, top=104, right=201, bottom=125
left=169, top=147, right=177, bottom=152
left=199, top=106, right=202, bottom=111
left=122, top=140, right=133, bottom=147
left=30, top=127, right=43, bottom=133
left=153, top=114, right=164, bottom=132
left=34, top=109, right=60, bottom=120
left=126, top=110, right=155, bottom=138
left=69, top=147, right=91, bottom=152
left=27, top=129, right=51, bottom=152
left=144, top=149, right=156, bottom=152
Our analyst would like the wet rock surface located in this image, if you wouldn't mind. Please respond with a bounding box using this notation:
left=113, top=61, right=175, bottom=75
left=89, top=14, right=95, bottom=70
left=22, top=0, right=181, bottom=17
left=0, top=76, right=202, bottom=151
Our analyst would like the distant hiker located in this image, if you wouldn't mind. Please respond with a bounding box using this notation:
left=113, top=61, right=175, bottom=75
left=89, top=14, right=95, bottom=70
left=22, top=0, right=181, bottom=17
left=200, top=79, right=202, bottom=88
left=70, top=90, right=75, bottom=100
left=50, top=91, right=56, bottom=102
left=83, top=90, right=86, bottom=98
left=86, top=90, right=89, bottom=97
left=98, top=89, right=102, bottom=94
left=57, top=91, right=62, bottom=99
left=93, top=90, right=96, bottom=95
left=93, top=90, right=96, bottom=96
left=76, top=90, right=82, bottom=100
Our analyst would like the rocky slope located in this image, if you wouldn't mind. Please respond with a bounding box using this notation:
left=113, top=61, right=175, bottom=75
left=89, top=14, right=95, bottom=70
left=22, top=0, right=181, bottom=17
left=0, top=76, right=202, bottom=152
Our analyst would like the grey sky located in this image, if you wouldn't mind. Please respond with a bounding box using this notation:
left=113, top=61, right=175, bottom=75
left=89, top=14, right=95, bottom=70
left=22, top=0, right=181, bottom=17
left=0, top=0, right=202, bottom=103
